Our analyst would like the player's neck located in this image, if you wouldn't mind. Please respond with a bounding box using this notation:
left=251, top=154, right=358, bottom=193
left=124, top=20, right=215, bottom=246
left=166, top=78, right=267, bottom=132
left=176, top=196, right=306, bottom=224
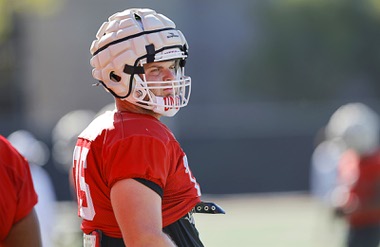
left=115, top=99, right=161, bottom=120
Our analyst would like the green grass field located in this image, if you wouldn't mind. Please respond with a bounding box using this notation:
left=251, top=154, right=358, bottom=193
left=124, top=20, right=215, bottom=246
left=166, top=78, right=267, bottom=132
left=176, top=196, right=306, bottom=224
left=195, top=193, right=346, bottom=247
left=55, top=193, right=347, bottom=247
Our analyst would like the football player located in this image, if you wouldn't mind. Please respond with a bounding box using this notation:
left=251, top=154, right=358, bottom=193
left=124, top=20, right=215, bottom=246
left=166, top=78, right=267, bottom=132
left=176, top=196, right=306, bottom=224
left=327, top=103, right=380, bottom=247
left=0, top=135, right=42, bottom=247
left=72, top=8, right=224, bottom=247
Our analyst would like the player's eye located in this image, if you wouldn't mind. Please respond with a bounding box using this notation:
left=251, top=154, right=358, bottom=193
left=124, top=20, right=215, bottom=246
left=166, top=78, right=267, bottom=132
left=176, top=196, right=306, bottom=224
left=169, top=66, right=176, bottom=74
left=169, top=62, right=179, bottom=74
left=147, top=67, right=160, bottom=76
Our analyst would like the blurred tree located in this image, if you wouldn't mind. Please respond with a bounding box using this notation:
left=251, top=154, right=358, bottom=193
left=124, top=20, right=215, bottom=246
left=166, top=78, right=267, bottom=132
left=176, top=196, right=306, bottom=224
left=0, top=0, right=60, bottom=118
left=0, top=0, right=60, bottom=43
left=240, top=0, right=380, bottom=102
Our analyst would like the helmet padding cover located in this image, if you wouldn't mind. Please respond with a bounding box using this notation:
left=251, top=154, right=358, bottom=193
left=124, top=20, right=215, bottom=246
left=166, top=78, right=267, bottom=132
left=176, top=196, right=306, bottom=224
left=89, top=8, right=190, bottom=112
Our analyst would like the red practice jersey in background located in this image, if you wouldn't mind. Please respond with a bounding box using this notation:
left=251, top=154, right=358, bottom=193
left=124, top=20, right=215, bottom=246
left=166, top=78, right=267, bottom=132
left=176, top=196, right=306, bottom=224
left=0, top=135, right=38, bottom=241
left=73, top=111, right=201, bottom=238
left=338, top=149, right=380, bottom=227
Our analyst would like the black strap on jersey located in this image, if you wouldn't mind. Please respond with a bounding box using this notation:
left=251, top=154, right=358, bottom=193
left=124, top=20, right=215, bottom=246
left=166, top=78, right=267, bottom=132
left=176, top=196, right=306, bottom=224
left=133, top=178, right=163, bottom=198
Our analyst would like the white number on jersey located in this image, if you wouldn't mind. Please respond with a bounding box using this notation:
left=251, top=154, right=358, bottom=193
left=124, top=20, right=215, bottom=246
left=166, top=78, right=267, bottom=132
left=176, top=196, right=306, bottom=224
left=73, top=146, right=95, bottom=220
left=183, top=155, right=201, bottom=196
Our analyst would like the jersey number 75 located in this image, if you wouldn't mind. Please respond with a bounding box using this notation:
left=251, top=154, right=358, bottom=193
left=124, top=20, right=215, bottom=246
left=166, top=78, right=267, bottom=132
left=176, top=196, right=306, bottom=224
left=73, top=145, right=95, bottom=220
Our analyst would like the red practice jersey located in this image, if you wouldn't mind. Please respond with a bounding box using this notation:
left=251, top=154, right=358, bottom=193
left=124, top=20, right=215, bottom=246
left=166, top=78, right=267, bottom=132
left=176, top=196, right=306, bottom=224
left=338, top=149, right=380, bottom=227
left=72, top=111, right=202, bottom=238
left=0, top=135, right=38, bottom=241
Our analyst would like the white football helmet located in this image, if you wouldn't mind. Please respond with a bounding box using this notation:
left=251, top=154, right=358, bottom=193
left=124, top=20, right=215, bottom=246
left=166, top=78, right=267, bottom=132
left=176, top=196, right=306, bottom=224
left=90, top=8, right=191, bottom=117
left=326, top=103, right=380, bottom=155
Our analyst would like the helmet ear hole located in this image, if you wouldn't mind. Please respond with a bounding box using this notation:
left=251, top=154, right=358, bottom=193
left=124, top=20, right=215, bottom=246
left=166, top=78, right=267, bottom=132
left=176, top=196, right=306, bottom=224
left=110, top=72, right=121, bottom=82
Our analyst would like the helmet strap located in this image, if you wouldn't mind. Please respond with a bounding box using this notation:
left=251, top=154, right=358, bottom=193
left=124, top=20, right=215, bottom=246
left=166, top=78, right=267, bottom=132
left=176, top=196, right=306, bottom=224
left=145, top=44, right=156, bottom=63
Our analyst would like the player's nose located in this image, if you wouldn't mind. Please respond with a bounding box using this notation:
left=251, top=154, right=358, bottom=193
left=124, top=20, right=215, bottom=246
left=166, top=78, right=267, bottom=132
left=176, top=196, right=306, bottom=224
left=162, top=68, right=175, bottom=81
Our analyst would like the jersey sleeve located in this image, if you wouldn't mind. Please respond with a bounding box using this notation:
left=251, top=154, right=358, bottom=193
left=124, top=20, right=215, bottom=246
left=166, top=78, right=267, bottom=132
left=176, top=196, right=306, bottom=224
left=106, top=136, right=170, bottom=191
left=0, top=136, right=38, bottom=238
left=7, top=143, right=38, bottom=224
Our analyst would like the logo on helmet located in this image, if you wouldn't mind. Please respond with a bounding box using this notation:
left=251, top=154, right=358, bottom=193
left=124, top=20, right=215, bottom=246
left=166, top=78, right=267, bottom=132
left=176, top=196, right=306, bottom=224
left=167, top=32, right=180, bottom=38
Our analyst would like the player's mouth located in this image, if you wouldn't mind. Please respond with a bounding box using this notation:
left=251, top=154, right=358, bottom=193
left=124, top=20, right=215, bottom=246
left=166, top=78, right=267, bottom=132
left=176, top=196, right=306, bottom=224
left=163, top=88, right=174, bottom=94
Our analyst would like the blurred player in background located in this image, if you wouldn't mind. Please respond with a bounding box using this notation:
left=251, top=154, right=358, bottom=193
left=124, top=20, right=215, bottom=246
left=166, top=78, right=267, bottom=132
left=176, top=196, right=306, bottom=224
left=72, top=8, right=224, bottom=247
left=52, top=109, right=96, bottom=198
left=7, top=130, right=57, bottom=247
left=326, top=103, right=380, bottom=247
left=310, top=128, right=345, bottom=207
left=0, top=135, right=42, bottom=247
